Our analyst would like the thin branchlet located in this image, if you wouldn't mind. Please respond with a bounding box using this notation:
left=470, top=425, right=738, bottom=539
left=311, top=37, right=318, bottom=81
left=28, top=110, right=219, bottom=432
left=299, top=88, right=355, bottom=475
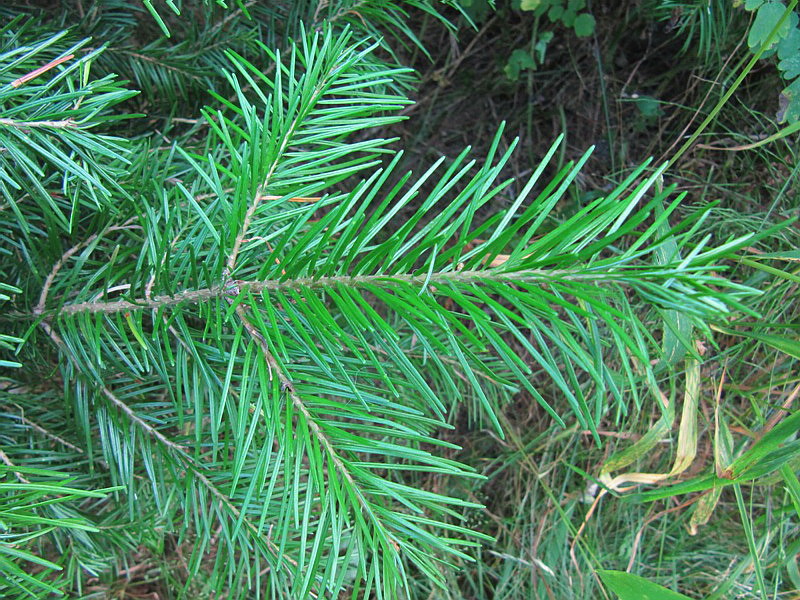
left=25, top=268, right=665, bottom=319
left=35, top=318, right=291, bottom=566
left=0, top=117, right=79, bottom=129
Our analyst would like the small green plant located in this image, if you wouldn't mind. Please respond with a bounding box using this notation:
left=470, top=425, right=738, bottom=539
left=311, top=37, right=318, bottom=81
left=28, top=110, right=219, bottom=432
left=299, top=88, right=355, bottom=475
left=739, top=0, right=800, bottom=121
left=509, top=0, right=595, bottom=79
left=647, top=0, right=739, bottom=58
left=456, top=0, right=594, bottom=80
left=520, top=0, right=596, bottom=37
left=663, top=0, right=800, bottom=121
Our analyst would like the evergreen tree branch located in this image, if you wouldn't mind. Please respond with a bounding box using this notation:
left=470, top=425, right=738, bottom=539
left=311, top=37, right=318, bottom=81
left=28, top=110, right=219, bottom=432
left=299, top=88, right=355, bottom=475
left=35, top=219, right=138, bottom=314
left=0, top=117, right=79, bottom=129
left=38, top=320, right=188, bottom=455
left=36, top=317, right=295, bottom=575
left=22, top=265, right=741, bottom=320
left=234, top=303, right=403, bottom=552
left=0, top=12, right=769, bottom=597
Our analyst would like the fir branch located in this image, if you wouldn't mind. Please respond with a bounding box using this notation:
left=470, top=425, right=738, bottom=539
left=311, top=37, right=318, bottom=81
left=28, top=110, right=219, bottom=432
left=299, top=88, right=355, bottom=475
left=1, top=405, right=85, bottom=453
left=0, top=448, right=31, bottom=484
left=0, top=117, right=79, bottom=129
left=38, top=319, right=188, bottom=454
left=23, top=267, right=729, bottom=319
left=0, top=12, right=771, bottom=597
left=234, top=304, right=402, bottom=551
left=225, top=72, right=332, bottom=271
left=36, top=317, right=292, bottom=571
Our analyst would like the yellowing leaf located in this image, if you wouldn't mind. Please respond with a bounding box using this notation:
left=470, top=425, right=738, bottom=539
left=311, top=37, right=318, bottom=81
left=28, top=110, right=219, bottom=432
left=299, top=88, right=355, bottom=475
left=689, top=487, right=722, bottom=534
left=520, top=0, right=542, bottom=11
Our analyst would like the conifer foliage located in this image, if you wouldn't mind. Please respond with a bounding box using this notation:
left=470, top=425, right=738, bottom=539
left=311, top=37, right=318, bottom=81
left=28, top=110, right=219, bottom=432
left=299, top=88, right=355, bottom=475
left=0, top=2, right=757, bottom=598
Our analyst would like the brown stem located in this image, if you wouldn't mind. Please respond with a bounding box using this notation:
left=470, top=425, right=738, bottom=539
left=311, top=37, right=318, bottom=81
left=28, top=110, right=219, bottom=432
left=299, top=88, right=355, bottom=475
left=36, top=219, right=139, bottom=314
left=3, top=405, right=84, bottom=453
left=0, top=118, right=78, bottom=129
left=0, top=448, right=31, bottom=483
left=28, top=267, right=629, bottom=319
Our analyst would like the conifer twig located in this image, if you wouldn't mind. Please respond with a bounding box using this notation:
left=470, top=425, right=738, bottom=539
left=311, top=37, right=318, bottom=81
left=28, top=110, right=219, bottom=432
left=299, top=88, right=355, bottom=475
left=35, top=219, right=138, bottom=315
left=233, top=302, right=401, bottom=552
left=25, top=266, right=693, bottom=319
left=225, top=74, right=330, bottom=271
left=36, top=318, right=292, bottom=568
left=0, top=117, right=78, bottom=129
left=0, top=448, right=31, bottom=483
